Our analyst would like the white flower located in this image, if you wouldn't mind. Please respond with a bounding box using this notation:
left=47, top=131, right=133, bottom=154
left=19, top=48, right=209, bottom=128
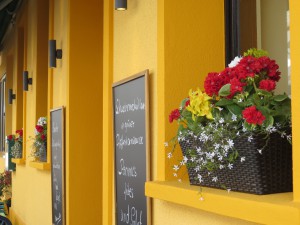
left=180, top=160, right=185, bottom=166
left=212, top=176, right=218, bottom=182
left=219, top=118, right=225, bottom=124
left=167, top=152, right=172, bottom=159
left=228, top=56, right=242, bottom=68
left=183, top=156, right=188, bottom=163
left=257, top=149, right=263, bottom=154
left=231, top=114, right=237, bottom=121
left=173, top=173, right=177, bottom=177
left=287, top=135, right=292, bottom=141
left=178, top=179, right=182, bottom=183
left=194, top=166, right=200, bottom=172
left=164, top=142, right=169, bottom=147
left=197, top=174, right=203, bottom=183
left=227, top=139, right=234, bottom=148
left=191, top=157, right=196, bottom=162
left=238, top=98, right=243, bottom=103
left=219, top=165, right=224, bottom=169
left=240, top=157, right=246, bottom=162
left=214, top=143, right=220, bottom=150
left=227, top=189, right=231, bottom=193
left=248, top=136, right=253, bottom=142
left=236, top=131, right=240, bottom=136
left=173, top=165, right=179, bottom=171
left=199, top=196, right=205, bottom=201
left=196, top=147, right=202, bottom=154
left=228, top=163, right=233, bottom=169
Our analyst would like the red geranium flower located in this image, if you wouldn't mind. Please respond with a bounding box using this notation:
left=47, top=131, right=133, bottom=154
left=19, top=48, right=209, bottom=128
left=169, top=109, right=181, bottom=123
left=185, top=99, right=190, bottom=107
left=204, top=72, right=230, bottom=96
left=229, top=78, right=246, bottom=97
left=242, top=106, right=266, bottom=125
left=7, top=135, right=13, bottom=141
left=16, top=129, right=23, bottom=137
left=41, top=134, right=46, bottom=140
left=259, top=79, right=276, bottom=91
left=35, top=125, right=44, bottom=133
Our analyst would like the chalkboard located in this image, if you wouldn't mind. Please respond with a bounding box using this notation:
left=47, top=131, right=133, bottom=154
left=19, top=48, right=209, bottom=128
left=113, top=70, right=150, bottom=225
left=50, top=107, right=65, bottom=225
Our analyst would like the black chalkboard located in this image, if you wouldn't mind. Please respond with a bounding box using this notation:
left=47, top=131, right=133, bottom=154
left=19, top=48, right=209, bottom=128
left=113, top=70, right=150, bottom=225
left=50, top=107, right=65, bottom=225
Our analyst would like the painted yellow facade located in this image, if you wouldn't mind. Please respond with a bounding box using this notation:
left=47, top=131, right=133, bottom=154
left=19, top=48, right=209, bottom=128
left=0, top=0, right=299, bottom=225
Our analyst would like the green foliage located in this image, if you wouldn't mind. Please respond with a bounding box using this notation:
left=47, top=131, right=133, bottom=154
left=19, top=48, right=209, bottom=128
left=243, top=48, right=268, bottom=57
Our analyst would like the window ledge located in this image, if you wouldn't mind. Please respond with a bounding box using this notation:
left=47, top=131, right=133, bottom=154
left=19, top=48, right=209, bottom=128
left=145, top=181, right=300, bottom=225
left=29, top=161, right=51, bottom=170
left=11, top=158, right=26, bottom=165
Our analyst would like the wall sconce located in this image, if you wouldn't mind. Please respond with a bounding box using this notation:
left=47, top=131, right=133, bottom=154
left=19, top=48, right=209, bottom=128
left=49, top=40, right=62, bottom=68
left=23, top=71, right=32, bottom=91
left=8, top=89, right=15, bottom=104
left=115, top=0, right=127, bottom=10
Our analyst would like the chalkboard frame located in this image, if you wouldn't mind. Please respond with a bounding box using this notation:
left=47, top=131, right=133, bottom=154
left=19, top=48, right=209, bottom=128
left=50, top=106, right=66, bottom=225
left=112, top=70, right=151, bottom=225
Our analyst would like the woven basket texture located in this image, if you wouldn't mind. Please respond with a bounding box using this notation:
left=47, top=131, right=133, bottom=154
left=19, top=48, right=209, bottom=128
left=179, top=131, right=292, bottom=194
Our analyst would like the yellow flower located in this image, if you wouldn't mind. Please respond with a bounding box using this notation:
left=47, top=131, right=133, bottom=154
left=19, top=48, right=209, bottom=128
left=186, top=88, right=213, bottom=120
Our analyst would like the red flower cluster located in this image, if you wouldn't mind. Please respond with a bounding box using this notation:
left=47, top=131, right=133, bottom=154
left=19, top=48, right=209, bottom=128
left=169, top=109, right=180, bottom=123
left=16, top=129, right=23, bottom=137
left=35, top=125, right=44, bottom=133
left=204, top=56, right=281, bottom=97
left=242, top=106, right=266, bottom=125
left=7, top=135, right=13, bottom=141
left=259, top=79, right=276, bottom=91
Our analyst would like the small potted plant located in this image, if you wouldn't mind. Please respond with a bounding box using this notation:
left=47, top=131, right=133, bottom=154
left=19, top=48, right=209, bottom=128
left=30, top=117, right=47, bottom=162
left=0, top=170, right=12, bottom=202
left=9, top=129, right=23, bottom=159
left=167, top=49, right=292, bottom=195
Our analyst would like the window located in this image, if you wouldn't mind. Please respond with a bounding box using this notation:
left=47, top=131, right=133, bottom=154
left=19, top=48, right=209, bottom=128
left=0, top=75, right=6, bottom=152
left=225, top=0, right=290, bottom=95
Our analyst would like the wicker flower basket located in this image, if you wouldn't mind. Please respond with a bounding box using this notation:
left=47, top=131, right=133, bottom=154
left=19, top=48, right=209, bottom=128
left=179, top=131, right=292, bottom=194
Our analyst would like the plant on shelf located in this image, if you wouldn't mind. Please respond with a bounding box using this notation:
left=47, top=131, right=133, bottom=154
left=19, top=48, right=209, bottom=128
left=30, top=117, right=47, bottom=162
left=0, top=170, right=12, bottom=202
left=8, top=129, right=23, bottom=159
left=167, top=48, right=292, bottom=195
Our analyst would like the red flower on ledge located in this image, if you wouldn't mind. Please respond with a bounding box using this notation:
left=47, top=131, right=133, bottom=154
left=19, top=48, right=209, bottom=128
left=242, top=106, right=266, bottom=125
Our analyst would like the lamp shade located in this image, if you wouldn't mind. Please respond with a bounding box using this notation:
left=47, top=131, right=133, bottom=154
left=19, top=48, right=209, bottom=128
left=115, top=0, right=127, bottom=10
left=23, top=71, right=32, bottom=91
left=8, top=89, right=15, bottom=104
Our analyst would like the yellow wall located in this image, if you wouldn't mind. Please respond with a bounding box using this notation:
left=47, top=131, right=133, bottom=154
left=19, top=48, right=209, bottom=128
left=113, top=0, right=257, bottom=224
left=290, top=0, right=300, bottom=202
left=1, top=0, right=299, bottom=225
left=9, top=1, right=52, bottom=225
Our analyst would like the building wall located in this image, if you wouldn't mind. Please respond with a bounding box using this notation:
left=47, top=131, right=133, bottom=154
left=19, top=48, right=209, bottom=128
left=113, top=0, right=257, bottom=224
left=0, top=0, right=299, bottom=224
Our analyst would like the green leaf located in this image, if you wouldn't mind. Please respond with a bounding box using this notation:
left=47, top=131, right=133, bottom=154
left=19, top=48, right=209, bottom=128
left=218, top=84, right=231, bottom=97
left=226, top=104, right=243, bottom=115
left=274, top=94, right=288, bottom=102
left=180, top=98, right=189, bottom=109
left=257, top=89, right=272, bottom=97
left=215, top=98, right=233, bottom=106
left=264, top=115, right=274, bottom=127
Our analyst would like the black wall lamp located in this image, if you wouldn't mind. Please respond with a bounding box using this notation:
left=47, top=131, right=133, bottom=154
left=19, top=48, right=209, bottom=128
left=115, top=0, right=127, bottom=10
left=49, top=40, right=62, bottom=68
left=8, top=89, right=15, bottom=105
left=23, top=71, right=32, bottom=91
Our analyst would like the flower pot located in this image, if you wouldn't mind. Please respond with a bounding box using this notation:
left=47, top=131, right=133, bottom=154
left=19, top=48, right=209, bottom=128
left=39, top=143, right=47, bottom=162
left=179, top=130, right=292, bottom=194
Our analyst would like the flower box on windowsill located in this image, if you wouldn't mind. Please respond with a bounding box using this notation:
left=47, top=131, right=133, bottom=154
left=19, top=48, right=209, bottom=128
left=11, top=158, right=26, bottom=165
left=29, top=161, right=50, bottom=170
